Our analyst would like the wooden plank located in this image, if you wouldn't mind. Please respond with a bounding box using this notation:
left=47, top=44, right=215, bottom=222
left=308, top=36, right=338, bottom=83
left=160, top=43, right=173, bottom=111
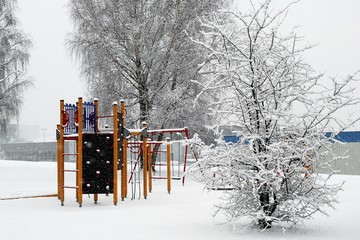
left=1, top=194, right=58, bottom=201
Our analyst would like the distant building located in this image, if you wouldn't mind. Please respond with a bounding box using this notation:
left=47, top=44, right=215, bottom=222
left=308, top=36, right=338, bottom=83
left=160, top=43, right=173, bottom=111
left=325, top=131, right=360, bottom=175
left=0, top=124, right=40, bottom=146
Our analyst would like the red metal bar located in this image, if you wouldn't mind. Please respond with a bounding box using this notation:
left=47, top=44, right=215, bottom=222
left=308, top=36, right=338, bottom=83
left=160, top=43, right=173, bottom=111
left=166, top=138, right=171, bottom=194
left=182, top=127, right=193, bottom=185
left=127, top=141, right=170, bottom=145
left=128, top=151, right=143, bottom=183
left=63, top=136, right=78, bottom=141
left=147, top=128, right=187, bottom=134
left=63, top=153, right=78, bottom=156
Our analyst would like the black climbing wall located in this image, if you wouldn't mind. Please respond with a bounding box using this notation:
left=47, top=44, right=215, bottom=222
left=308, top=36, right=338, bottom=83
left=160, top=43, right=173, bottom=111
left=82, top=133, right=114, bottom=194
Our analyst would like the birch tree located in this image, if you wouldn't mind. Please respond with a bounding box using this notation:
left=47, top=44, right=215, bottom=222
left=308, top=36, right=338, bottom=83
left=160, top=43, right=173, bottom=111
left=189, top=0, right=360, bottom=230
left=0, top=0, right=32, bottom=135
left=68, top=0, right=226, bottom=137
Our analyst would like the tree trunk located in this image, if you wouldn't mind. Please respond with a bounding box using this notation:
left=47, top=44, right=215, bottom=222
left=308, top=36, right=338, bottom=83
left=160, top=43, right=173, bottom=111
left=139, top=84, right=150, bottom=123
left=151, top=133, right=164, bottom=171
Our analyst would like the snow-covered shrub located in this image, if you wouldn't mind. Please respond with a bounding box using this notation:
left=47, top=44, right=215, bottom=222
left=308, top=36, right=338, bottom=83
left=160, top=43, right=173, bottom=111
left=189, top=0, right=359, bottom=230
left=189, top=131, right=344, bottom=229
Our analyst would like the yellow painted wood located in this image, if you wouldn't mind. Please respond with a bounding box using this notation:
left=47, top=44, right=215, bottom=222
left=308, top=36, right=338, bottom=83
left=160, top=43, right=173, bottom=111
left=122, top=138, right=128, bottom=200
left=77, top=97, right=83, bottom=207
left=56, top=124, right=61, bottom=200
left=143, top=136, right=148, bottom=199
left=94, top=98, right=99, bottom=203
left=120, top=100, right=127, bottom=200
left=59, top=100, right=65, bottom=205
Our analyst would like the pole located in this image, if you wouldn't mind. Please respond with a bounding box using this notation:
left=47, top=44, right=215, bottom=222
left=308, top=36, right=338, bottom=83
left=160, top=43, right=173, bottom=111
left=142, top=122, right=148, bottom=199
left=166, top=137, right=171, bottom=194
left=59, top=100, right=65, bottom=205
left=94, top=98, right=99, bottom=133
left=182, top=127, right=191, bottom=185
left=77, top=97, right=83, bottom=207
left=147, top=144, right=152, bottom=193
left=113, top=102, right=118, bottom=205
left=93, top=98, right=99, bottom=203
left=120, top=100, right=127, bottom=200
left=56, top=124, right=61, bottom=200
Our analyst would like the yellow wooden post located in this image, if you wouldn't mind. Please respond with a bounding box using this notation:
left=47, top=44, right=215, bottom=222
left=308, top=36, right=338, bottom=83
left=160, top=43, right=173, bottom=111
left=113, top=102, right=118, bottom=205
left=142, top=122, right=148, bottom=199
left=166, top=137, right=171, bottom=194
left=77, top=97, right=83, bottom=207
left=56, top=124, right=61, bottom=199
left=59, top=100, right=65, bottom=205
left=93, top=98, right=99, bottom=203
left=94, top=98, right=99, bottom=133
left=147, top=144, right=152, bottom=193
left=122, top=138, right=127, bottom=200
left=120, top=100, right=127, bottom=200
left=75, top=101, right=79, bottom=202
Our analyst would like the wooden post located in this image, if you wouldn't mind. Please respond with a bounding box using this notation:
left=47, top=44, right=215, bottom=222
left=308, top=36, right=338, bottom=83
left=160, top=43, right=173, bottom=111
left=122, top=138, right=127, bottom=200
left=77, top=97, right=83, bottom=207
left=59, top=100, right=65, bottom=205
left=113, top=102, right=118, bottom=205
left=142, top=122, right=148, bottom=199
left=120, top=100, right=127, bottom=200
left=147, top=144, right=152, bottom=193
left=56, top=124, right=61, bottom=199
left=93, top=98, right=99, bottom=203
left=166, top=137, right=171, bottom=194
left=94, top=98, right=99, bottom=133
left=75, top=101, right=79, bottom=202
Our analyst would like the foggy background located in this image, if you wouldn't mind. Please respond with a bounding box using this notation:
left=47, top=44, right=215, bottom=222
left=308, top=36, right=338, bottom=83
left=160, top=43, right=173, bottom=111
left=16, top=0, right=360, bottom=142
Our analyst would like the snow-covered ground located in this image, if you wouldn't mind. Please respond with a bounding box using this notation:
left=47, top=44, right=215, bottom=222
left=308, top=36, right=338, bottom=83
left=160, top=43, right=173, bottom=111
left=0, top=160, right=359, bottom=240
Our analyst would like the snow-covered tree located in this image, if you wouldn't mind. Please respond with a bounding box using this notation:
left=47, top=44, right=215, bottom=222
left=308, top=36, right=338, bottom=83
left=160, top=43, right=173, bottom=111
left=189, top=0, right=360, bottom=230
left=0, top=0, right=32, bottom=135
left=67, top=0, right=226, bottom=140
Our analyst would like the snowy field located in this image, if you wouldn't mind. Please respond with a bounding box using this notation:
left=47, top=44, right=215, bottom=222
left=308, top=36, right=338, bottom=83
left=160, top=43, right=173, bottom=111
left=0, top=160, right=359, bottom=240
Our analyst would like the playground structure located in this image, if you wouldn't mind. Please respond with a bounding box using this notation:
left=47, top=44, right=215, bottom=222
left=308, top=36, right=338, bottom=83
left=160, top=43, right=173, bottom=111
left=57, top=97, right=197, bottom=207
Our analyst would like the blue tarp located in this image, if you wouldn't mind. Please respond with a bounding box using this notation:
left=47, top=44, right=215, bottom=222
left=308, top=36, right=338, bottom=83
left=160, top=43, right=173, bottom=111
left=325, top=131, right=360, bottom=143
left=224, top=131, right=360, bottom=143
left=223, top=136, right=240, bottom=143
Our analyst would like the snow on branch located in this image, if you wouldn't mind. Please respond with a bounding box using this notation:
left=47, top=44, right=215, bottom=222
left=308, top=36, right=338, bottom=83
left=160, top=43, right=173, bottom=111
left=188, top=0, right=359, bottom=231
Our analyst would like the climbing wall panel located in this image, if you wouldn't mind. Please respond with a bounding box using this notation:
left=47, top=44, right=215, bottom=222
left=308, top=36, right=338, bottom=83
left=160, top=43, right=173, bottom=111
left=82, top=133, right=114, bottom=194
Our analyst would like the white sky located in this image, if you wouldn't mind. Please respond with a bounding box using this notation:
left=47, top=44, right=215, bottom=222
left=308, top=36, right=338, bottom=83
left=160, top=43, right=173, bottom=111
left=17, top=0, right=84, bottom=141
left=16, top=0, right=360, bottom=141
